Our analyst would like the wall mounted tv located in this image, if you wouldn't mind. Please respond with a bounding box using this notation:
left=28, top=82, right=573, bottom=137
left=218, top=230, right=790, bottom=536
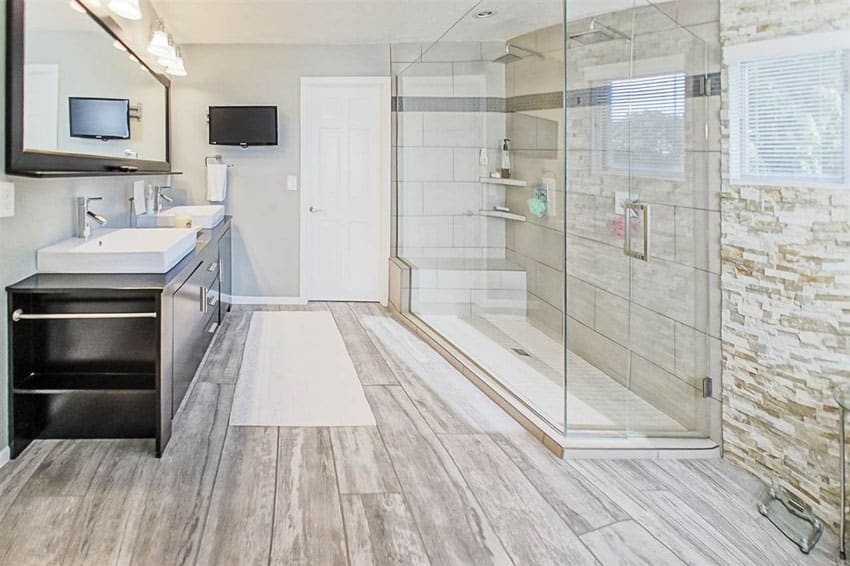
left=208, top=106, right=278, bottom=147
left=69, top=97, right=131, bottom=140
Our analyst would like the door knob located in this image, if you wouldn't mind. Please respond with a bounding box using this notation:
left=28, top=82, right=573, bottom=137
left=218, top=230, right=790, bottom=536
left=309, top=206, right=322, bottom=213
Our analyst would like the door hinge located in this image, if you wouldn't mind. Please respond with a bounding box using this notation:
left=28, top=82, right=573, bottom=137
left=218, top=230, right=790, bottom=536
left=702, top=377, right=713, bottom=398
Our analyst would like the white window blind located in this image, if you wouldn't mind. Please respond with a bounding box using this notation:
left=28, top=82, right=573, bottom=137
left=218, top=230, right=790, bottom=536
left=729, top=49, right=850, bottom=186
left=594, top=72, right=687, bottom=177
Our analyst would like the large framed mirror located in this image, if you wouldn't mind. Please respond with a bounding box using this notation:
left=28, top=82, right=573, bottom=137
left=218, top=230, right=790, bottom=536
left=6, top=0, right=172, bottom=176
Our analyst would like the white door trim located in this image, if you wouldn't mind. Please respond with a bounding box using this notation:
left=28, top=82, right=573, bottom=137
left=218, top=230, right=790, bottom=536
left=299, top=76, right=391, bottom=306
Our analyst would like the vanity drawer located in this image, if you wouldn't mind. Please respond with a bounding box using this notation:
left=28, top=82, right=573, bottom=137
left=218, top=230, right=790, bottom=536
left=172, top=263, right=213, bottom=413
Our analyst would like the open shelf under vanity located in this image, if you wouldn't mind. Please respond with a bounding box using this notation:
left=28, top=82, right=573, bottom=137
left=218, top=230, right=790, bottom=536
left=7, top=291, right=162, bottom=454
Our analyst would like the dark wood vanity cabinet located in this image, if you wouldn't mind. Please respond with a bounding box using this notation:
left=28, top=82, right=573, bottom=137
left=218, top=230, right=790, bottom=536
left=7, top=219, right=232, bottom=458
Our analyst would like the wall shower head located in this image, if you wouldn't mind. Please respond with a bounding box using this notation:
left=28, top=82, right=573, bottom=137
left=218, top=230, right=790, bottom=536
left=493, top=44, right=544, bottom=64
left=568, top=19, right=630, bottom=44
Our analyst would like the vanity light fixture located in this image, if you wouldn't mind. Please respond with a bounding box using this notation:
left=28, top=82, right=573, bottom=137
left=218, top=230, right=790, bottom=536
left=165, top=48, right=187, bottom=77
left=128, top=53, right=139, bottom=64
left=157, top=34, right=179, bottom=67
left=157, top=51, right=176, bottom=67
left=474, top=9, right=495, bottom=19
left=147, top=23, right=171, bottom=57
left=112, top=39, right=127, bottom=52
left=108, top=0, right=142, bottom=20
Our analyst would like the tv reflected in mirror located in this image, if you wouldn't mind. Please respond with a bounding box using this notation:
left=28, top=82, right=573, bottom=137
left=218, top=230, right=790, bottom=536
left=7, top=0, right=172, bottom=176
left=69, top=97, right=131, bottom=141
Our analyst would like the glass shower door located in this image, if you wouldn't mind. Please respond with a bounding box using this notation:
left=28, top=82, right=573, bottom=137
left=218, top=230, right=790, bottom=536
left=564, top=0, right=712, bottom=438
left=624, top=0, right=712, bottom=438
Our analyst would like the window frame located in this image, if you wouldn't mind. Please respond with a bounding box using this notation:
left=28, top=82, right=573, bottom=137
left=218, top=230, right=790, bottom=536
left=725, top=31, right=850, bottom=189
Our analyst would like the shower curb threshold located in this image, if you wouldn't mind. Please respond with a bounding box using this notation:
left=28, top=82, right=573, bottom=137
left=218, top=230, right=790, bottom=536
left=389, top=306, right=720, bottom=461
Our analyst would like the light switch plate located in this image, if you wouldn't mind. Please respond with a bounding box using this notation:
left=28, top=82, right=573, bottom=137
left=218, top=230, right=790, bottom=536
left=0, top=181, right=14, bottom=218
left=287, top=175, right=298, bottom=191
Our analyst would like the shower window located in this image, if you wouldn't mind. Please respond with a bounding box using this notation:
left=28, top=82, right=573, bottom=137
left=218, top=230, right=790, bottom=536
left=728, top=46, right=849, bottom=187
left=594, top=72, right=687, bottom=177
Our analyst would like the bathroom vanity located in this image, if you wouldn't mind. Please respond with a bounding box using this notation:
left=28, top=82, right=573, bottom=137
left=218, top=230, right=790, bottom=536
left=6, top=218, right=232, bottom=458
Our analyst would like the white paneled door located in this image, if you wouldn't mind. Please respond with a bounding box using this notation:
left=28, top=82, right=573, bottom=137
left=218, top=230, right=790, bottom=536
left=301, top=77, right=391, bottom=303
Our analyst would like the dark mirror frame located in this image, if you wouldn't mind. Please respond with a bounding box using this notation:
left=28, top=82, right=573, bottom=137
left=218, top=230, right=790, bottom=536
left=5, top=0, right=173, bottom=177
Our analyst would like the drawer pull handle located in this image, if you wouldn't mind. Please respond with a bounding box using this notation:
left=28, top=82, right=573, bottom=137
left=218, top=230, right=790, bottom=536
left=12, top=309, right=156, bottom=322
left=207, top=322, right=219, bottom=334
left=207, top=261, right=219, bottom=273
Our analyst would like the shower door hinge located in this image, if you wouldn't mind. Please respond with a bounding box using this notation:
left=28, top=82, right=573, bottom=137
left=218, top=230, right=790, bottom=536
left=702, top=377, right=713, bottom=398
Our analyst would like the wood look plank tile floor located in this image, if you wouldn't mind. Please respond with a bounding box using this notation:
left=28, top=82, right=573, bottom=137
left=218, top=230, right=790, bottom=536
left=0, top=302, right=838, bottom=565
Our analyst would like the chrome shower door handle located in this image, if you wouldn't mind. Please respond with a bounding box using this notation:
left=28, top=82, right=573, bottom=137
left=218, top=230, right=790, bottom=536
left=624, top=201, right=650, bottom=261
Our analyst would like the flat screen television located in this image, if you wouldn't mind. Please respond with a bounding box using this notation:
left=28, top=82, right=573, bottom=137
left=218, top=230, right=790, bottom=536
left=69, top=97, right=131, bottom=140
left=208, top=106, right=278, bottom=147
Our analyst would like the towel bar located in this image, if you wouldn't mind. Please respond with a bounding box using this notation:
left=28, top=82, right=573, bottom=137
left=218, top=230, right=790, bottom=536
left=11, top=309, right=157, bottom=322
left=205, top=155, right=233, bottom=167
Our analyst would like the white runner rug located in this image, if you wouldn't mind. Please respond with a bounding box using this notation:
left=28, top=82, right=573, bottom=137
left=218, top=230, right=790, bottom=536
left=230, top=311, right=376, bottom=427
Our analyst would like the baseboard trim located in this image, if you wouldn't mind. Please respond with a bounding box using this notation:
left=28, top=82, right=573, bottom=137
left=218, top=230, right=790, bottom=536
left=224, top=294, right=307, bottom=305
left=0, top=446, right=9, bottom=470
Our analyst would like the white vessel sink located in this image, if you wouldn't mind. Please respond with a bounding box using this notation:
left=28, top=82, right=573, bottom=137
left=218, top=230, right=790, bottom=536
left=136, top=205, right=225, bottom=229
left=38, top=229, right=198, bottom=274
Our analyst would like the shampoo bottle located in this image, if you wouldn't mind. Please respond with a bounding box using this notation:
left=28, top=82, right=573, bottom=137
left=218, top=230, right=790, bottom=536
left=500, top=138, right=512, bottom=178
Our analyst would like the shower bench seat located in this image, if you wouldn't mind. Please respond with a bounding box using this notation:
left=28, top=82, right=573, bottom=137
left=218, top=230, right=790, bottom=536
left=405, top=256, right=528, bottom=317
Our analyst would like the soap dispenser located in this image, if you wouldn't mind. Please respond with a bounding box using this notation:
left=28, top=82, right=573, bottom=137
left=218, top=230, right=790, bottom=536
left=500, top=138, right=512, bottom=178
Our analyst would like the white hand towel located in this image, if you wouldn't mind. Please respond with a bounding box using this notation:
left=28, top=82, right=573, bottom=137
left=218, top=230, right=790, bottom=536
left=207, top=163, right=228, bottom=202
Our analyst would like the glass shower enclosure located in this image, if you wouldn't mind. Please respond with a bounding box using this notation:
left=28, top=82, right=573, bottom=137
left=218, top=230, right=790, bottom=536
left=392, top=0, right=717, bottom=444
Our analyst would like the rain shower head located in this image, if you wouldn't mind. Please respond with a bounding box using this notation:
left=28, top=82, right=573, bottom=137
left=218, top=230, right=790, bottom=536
left=493, top=44, right=544, bottom=64
left=568, top=19, right=630, bottom=44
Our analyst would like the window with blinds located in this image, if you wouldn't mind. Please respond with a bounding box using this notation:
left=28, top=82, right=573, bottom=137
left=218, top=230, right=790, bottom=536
left=594, top=72, right=687, bottom=178
left=729, top=49, right=849, bottom=187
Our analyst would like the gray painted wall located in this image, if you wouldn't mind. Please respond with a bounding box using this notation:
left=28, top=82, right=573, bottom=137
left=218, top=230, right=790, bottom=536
left=170, top=44, right=391, bottom=298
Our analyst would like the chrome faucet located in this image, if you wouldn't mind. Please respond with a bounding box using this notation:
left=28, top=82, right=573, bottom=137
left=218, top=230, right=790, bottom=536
left=75, top=196, right=107, bottom=240
left=153, top=185, right=173, bottom=213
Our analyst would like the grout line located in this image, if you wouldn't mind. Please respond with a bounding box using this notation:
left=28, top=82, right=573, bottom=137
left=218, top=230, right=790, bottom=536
left=327, top=428, right=353, bottom=566
left=348, top=304, right=436, bottom=564
left=191, top=383, right=232, bottom=566
left=356, top=305, right=518, bottom=564
left=566, top=460, right=697, bottom=565
left=360, top=402, right=435, bottom=565
left=265, top=427, right=280, bottom=566
left=431, top=432, right=518, bottom=566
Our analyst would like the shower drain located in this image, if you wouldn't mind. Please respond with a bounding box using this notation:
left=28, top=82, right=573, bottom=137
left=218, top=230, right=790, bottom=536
left=512, top=348, right=532, bottom=358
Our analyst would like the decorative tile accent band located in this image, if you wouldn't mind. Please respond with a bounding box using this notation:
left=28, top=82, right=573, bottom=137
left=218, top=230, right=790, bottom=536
left=507, top=91, right=564, bottom=112
left=393, top=72, right=721, bottom=112
left=393, top=97, right=507, bottom=113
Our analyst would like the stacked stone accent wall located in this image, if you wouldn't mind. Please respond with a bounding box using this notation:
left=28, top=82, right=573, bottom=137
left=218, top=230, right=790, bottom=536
left=719, top=0, right=850, bottom=529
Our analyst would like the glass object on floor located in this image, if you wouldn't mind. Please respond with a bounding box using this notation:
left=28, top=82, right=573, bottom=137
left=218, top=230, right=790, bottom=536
left=758, top=483, right=824, bottom=554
